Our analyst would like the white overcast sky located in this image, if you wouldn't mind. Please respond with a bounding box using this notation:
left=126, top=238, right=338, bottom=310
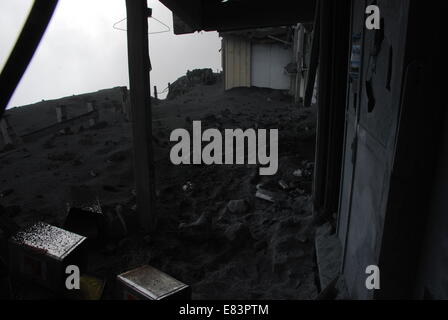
left=0, top=0, right=222, bottom=108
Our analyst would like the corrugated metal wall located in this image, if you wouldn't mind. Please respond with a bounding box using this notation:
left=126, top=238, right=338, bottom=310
left=223, top=36, right=251, bottom=90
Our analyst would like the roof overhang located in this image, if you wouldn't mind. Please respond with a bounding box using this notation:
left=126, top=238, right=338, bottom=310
left=159, top=0, right=316, bottom=34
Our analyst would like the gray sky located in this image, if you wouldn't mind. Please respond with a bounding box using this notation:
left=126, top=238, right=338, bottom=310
left=0, top=0, right=222, bottom=108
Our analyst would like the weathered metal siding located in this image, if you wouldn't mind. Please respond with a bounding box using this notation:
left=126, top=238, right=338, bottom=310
left=337, top=0, right=410, bottom=299
left=223, top=36, right=251, bottom=90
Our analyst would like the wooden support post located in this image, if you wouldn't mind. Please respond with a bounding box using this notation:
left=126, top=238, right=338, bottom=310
left=86, top=101, right=99, bottom=127
left=0, top=115, right=20, bottom=148
left=126, top=0, right=156, bottom=231
left=55, top=105, right=67, bottom=123
left=0, top=117, right=13, bottom=146
left=154, top=85, right=158, bottom=101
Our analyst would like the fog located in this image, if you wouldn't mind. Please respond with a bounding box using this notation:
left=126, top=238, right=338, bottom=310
left=0, top=0, right=222, bottom=108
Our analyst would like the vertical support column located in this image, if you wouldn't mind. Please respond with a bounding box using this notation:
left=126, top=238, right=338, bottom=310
left=0, top=117, right=13, bottom=146
left=121, top=87, right=131, bottom=120
left=0, top=115, right=20, bottom=148
left=154, top=86, right=158, bottom=101
left=126, top=0, right=156, bottom=232
left=86, top=101, right=99, bottom=127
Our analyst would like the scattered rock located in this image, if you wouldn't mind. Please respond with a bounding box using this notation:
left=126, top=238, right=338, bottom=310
left=293, top=169, right=303, bottom=177
left=226, top=199, right=249, bottom=214
left=89, top=170, right=98, bottom=177
left=224, top=222, right=252, bottom=245
left=182, top=181, right=194, bottom=192
left=278, top=180, right=289, bottom=190
left=179, top=211, right=210, bottom=230
left=255, top=189, right=277, bottom=203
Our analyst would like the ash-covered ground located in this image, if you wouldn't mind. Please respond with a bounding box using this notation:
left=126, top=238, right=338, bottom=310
left=0, top=70, right=319, bottom=299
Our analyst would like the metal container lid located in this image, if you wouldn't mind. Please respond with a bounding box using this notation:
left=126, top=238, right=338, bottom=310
left=117, top=265, right=188, bottom=300
left=10, top=222, right=86, bottom=261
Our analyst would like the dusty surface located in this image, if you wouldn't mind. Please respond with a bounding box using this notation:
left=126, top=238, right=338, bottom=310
left=0, top=72, right=319, bottom=299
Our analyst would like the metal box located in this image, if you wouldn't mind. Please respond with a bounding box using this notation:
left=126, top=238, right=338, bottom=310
left=116, top=265, right=190, bottom=300
left=9, top=222, right=87, bottom=293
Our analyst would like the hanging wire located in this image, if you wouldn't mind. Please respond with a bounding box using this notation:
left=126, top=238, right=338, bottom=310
left=112, top=16, right=170, bottom=34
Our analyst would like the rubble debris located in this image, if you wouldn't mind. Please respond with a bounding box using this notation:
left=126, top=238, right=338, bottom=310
left=0, top=74, right=319, bottom=299
left=179, top=211, right=210, bottom=230
left=182, top=181, right=194, bottom=192
left=226, top=199, right=249, bottom=214
left=224, top=222, right=253, bottom=245
left=278, top=180, right=289, bottom=190
left=167, top=68, right=218, bottom=100
left=293, top=169, right=303, bottom=177
left=271, top=235, right=306, bottom=274
left=89, top=170, right=98, bottom=177
left=116, top=265, right=190, bottom=300
left=255, top=188, right=277, bottom=203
